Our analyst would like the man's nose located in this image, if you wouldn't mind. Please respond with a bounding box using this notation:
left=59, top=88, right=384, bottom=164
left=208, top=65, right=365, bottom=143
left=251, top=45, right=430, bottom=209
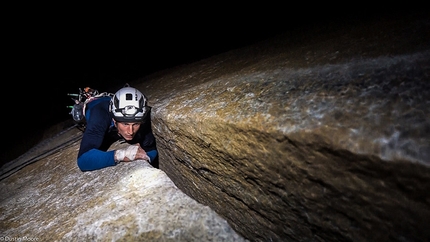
left=127, top=125, right=134, bottom=133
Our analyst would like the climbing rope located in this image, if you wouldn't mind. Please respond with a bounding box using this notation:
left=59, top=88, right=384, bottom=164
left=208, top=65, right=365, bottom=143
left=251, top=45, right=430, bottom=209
left=0, top=125, right=83, bottom=181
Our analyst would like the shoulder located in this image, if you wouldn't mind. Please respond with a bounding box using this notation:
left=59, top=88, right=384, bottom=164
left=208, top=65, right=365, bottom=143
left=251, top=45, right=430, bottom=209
left=87, top=96, right=111, bottom=110
left=86, top=97, right=112, bottom=124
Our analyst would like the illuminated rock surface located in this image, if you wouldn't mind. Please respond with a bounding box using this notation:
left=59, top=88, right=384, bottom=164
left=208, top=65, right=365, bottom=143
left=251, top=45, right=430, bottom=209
left=140, top=14, right=430, bottom=241
left=0, top=139, right=246, bottom=241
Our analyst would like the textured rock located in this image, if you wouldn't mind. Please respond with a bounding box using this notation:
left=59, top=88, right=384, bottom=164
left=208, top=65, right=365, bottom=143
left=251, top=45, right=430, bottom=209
left=2, top=13, right=430, bottom=242
left=0, top=131, right=246, bottom=241
left=137, top=15, right=430, bottom=241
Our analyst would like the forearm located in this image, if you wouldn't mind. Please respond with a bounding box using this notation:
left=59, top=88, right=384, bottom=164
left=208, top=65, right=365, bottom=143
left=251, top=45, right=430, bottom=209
left=77, top=149, right=116, bottom=171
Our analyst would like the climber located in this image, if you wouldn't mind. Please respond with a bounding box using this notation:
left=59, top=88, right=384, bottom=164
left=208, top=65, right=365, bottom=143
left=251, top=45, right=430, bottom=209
left=77, top=84, right=158, bottom=171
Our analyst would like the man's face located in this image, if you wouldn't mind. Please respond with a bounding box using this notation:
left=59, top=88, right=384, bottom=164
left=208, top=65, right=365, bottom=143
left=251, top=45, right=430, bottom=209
left=115, top=120, right=141, bottom=140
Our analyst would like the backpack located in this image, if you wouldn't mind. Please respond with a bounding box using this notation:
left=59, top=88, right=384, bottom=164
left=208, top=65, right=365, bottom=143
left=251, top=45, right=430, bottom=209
left=67, top=87, right=114, bottom=127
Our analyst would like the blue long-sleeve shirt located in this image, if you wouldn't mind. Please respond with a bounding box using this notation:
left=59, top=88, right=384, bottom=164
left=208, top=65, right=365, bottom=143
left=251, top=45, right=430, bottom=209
left=77, top=96, right=157, bottom=171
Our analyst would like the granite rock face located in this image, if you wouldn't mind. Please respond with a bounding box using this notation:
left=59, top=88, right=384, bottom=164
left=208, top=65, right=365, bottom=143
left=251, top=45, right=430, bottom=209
left=0, top=131, right=246, bottom=241
left=2, top=14, right=430, bottom=242
left=138, top=15, right=430, bottom=241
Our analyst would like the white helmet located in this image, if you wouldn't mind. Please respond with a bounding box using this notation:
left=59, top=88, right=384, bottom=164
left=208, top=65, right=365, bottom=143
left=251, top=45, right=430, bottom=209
left=109, top=85, right=149, bottom=122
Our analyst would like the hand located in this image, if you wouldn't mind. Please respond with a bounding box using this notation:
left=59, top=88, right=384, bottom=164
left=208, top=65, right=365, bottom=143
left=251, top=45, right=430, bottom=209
left=114, top=144, right=150, bottom=163
left=133, top=144, right=151, bottom=162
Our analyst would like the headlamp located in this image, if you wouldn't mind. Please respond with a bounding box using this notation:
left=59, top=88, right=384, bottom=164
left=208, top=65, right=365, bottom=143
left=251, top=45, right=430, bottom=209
left=116, top=105, right=141, bottom=117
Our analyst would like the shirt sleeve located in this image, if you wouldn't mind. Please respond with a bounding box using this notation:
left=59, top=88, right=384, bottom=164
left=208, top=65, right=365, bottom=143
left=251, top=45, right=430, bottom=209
left=77, top=99, right=116, bottom=171
left=77, top=149, right=116, bottom=171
